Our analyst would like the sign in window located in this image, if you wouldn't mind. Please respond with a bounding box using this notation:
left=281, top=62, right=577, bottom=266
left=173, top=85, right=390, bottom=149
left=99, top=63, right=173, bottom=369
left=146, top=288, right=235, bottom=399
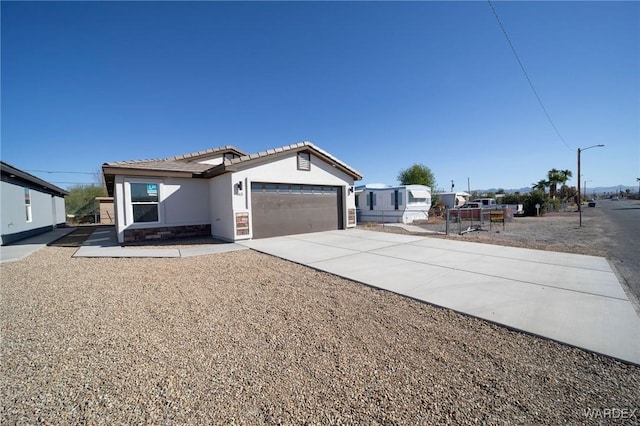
left=130, top=183, right=159, bottom=222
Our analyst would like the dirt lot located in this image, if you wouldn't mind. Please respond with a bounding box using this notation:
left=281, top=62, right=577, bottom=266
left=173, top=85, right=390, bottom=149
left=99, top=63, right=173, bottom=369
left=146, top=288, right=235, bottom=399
left=1, top=219, right=639, bottom=424
left=364, top=211, right=609, bottom=257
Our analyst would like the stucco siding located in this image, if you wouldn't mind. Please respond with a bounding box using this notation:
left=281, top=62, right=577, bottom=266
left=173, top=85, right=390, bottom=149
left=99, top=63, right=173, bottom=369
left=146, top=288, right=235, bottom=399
left=232, top=152, right=356, bottom=231
left=209, top=174, right=235, bottom=241
left=113, top=176, right=210, bottom=243
left=53, top=196, right=66, bottom=225
left=163, top=178, right=210, bottom=225
left=1, top=180, right=65, bottom=244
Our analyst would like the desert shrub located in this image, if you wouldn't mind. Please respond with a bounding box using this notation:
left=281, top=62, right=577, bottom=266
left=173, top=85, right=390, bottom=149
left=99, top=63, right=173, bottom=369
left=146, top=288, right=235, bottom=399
left=523, top=190, right=549, bottom=216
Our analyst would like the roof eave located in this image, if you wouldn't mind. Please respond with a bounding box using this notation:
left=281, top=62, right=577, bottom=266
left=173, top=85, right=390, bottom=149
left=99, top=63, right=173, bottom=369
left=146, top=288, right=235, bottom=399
left=0, top=161, right=69, bottom=196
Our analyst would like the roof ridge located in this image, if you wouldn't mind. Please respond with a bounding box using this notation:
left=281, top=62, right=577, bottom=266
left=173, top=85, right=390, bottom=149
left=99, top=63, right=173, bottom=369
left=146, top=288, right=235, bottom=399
left=169, top=145, right=244, bottom=161
left=106, top=145, right=245, bottom=166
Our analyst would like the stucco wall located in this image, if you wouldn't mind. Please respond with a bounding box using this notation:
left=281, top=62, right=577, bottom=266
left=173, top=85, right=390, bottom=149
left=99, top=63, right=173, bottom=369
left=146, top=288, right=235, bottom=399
left=162, top=178, right=210, bottom=225
left=53, top=196, right=66, bottom=225
left=114, top=176, right=210, bottom=243
left=230, top=152, right=357, bottom=235
left=209, top=174, right=234, bottom=241
left=1, top=180, right=65, bottom=244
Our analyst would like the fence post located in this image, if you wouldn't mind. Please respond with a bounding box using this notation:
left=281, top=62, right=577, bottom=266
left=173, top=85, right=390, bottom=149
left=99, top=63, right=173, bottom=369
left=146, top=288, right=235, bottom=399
left=503, top=206, right=506, bottom=231
left=445, top=208, right=449, bottom=235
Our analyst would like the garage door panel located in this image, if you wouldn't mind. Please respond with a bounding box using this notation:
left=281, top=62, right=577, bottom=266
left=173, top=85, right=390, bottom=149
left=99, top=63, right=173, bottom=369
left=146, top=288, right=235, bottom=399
left=251, top=183, right=342, bottom=239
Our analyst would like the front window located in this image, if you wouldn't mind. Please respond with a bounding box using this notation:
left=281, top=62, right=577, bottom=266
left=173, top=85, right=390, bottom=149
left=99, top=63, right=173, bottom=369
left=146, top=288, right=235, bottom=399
left=408, top=189, right=430, bottom=204
left=24, top=188, right=32, bottom=222
left=131, top=183, right=159, bottom=222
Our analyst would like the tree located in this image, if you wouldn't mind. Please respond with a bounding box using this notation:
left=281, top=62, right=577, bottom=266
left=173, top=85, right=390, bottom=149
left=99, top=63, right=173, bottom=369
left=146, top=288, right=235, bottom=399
left=398, top=163, right=437, bottom=206
left=66, top=184, right=107, bottom=223
left=546, top=168, right=563, bottom=199
left=558, top=184, right=577, bottom=202
left=397, top=163, right=436, bottom=188
left=545, top=168, right=572, bottom=199
left=532, top=179, right=548, bottom=192
left=559, top=169, right=573, bottom=185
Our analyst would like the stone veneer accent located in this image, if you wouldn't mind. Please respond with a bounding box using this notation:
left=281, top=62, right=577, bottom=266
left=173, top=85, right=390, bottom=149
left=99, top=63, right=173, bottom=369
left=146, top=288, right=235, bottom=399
left=124, top=224, right=211, bottom=243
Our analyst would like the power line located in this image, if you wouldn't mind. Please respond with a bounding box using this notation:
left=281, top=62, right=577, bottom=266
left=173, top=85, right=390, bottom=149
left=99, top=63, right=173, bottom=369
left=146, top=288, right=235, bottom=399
left=49, top=181, right=96, bottom=185
left=24, top=169, right=96, bottom=175
left=487, top=0, right=573, bottom=151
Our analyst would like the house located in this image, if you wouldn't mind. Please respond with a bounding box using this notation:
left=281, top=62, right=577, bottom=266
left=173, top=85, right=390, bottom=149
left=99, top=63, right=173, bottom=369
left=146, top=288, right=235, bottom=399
left=102, top=142, right=362, bottom=244
left=1, top=161, right=68, bottom=245
left=355, top=183, right=432, bottom=224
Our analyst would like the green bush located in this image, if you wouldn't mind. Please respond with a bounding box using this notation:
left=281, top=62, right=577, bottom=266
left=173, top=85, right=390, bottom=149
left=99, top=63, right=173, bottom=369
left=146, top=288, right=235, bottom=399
left=66, top=184, right=107, bottom=221
left=523, top=190, right=549, bottom=216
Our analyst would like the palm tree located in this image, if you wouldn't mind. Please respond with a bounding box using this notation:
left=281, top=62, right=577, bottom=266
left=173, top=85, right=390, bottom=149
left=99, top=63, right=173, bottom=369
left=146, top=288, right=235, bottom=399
left=559, top=169, right=573, bottom=185
left=547, top=169, right=563, bottom=199
left=532, top=179, right=548, bottom=192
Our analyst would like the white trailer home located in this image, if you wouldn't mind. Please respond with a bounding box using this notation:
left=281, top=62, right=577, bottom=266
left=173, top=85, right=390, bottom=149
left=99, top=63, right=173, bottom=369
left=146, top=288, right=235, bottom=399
left=356, top=184, right=432, bottom=224
left=438, top=191, right=470, bottom=209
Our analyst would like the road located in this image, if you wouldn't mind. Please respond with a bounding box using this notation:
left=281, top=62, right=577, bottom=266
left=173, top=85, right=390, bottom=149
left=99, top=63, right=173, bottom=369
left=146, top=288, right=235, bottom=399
left=593, top=198, right=640, bottom=307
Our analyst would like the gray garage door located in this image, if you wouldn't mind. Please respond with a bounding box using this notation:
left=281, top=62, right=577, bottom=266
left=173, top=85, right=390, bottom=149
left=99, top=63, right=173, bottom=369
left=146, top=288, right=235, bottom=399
left=251, top=183, right=343, bottom=239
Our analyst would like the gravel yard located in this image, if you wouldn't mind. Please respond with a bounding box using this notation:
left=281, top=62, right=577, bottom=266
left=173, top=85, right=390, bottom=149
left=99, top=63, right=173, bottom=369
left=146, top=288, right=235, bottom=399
left=2, top=242, right=639, bottom=424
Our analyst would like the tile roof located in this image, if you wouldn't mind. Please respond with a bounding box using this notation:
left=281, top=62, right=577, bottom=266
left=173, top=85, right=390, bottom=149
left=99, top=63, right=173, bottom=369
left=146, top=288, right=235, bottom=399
left=103, top=146, right=246, bottom=174
left=103, top=142, right=362, bottom=180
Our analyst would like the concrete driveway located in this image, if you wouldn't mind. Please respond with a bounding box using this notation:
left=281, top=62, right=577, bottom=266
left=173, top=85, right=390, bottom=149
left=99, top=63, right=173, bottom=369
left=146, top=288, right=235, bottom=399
left=240, top=229, right=640, bottom=365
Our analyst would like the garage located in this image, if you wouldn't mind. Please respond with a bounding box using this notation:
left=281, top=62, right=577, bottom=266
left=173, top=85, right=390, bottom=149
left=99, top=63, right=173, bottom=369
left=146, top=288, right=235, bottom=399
left=251, top=182, right=343, bottom=238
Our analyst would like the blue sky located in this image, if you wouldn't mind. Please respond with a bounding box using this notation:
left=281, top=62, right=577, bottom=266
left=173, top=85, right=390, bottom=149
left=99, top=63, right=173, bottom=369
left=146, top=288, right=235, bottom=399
left=2, top=1, right=638, bottom=192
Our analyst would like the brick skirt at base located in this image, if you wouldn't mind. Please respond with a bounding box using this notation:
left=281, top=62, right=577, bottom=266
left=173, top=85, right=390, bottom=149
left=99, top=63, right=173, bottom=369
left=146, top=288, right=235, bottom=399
left=124, top=224, right=211, bottom=243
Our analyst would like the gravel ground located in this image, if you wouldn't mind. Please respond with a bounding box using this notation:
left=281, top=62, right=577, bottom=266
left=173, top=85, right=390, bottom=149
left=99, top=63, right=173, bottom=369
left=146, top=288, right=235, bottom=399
left=1, top=243, right=639, bottom=424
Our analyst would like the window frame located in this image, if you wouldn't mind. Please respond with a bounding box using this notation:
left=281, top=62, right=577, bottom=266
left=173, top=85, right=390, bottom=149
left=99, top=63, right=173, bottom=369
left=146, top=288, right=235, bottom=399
left=129, top=182, right=160, bottom=224
left=24, top=187, right=32, bottom=222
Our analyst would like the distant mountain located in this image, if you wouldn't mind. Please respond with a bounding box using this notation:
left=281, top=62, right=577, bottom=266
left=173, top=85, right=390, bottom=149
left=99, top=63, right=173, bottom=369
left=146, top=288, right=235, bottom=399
left=478, top=185, right=637, bottom=195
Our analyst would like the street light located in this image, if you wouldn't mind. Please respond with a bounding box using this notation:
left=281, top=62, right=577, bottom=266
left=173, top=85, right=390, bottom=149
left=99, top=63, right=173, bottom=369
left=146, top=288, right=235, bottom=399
left=577, top=144, right=604, bottom=227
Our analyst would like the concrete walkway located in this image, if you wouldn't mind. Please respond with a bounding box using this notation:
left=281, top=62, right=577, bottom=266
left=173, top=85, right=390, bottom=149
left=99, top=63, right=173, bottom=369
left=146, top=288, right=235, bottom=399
left=0, top=227, right=247, bottom=262
left=239, top=229, right=640, bottom=365
left=0, top=228, right=76, bottom=263
left=73, top=227, right=247, bottom=258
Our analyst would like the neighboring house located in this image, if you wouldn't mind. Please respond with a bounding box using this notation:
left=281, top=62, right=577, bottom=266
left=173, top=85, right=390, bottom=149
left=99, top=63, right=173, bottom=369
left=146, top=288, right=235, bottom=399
left=355, top=183, right=432, bottom=224
left=437, top=191, right=470, bottom=209
left=1, top=161, right=68, bottom=245
left=102, top=142, right=362, bottom=244
left=96, top=197, right=115, bottom=224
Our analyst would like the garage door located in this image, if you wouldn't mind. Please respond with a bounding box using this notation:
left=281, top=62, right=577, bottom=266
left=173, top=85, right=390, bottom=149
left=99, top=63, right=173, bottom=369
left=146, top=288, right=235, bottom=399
left=251, top=183, right=343, bottom=239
